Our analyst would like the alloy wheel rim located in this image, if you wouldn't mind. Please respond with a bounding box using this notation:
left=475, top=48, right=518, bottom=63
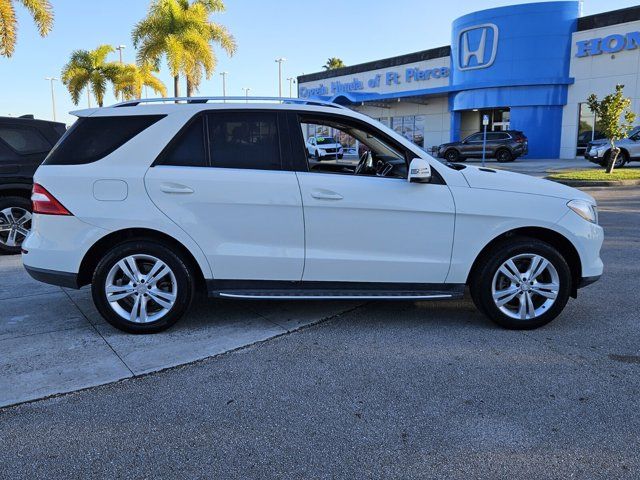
left=105, top=254, right=177, bottom=324
left=491, top=253, right=560, bottom=320
left=0, top=207, right=31, bottom=248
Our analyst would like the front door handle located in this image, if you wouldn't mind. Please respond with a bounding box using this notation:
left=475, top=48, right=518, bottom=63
left=311, top=189, right=343, bottom=200
left=160, top=183, right=194, bottom=194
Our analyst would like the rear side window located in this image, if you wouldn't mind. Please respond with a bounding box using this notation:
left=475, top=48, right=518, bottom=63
left=487, top=132, right=510, bottom=140
left=0, top=125, right=51, bottom=154
left=207, top=112, right=281, bottom=170
left=156, top=115, right=207, bottom=167
left=44, top=115, right=164, bottom=165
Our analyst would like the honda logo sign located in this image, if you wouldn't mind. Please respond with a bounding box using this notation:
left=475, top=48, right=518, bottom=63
left=458, top=23, right=499, bottom=71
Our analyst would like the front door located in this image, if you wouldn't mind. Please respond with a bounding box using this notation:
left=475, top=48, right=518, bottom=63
left=293, top=113, right=455, bottom=284
left=145, top=111, right=305, bottom=281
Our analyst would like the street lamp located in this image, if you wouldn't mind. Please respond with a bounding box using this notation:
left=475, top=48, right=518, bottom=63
left=44, top=77, right=57, bottom=121
left=116, top=45, right=126, bottom=64
left=115, top=45, right=126, bottom=101
left=242, top=87, right=251, bottom=103
left=286, top=77, right=296, bottom=98
left=220, top=71, right=228, bottom=101
left=275, top=57, right=286, bottom=98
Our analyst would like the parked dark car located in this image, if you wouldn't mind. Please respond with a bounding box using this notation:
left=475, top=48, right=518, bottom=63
left=437, top=130, right=528, bottom=163
left=576, top=129, right=605, bottom=156
left=0, top=115, right=66, bottom=254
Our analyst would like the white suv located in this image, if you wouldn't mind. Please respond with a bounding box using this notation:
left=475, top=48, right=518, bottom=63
left=306, top=135, right=344, bottom=160
left=22, top=98, right=603, bottom=333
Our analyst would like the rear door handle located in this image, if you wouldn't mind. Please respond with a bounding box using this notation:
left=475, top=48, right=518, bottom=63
left=310, top=189, right=343, bottom=200
left=160, top=183, right=194, bottom=194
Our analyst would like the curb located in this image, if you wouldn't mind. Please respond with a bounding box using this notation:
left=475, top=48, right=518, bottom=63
left=545, top=177, right=640, bottom=187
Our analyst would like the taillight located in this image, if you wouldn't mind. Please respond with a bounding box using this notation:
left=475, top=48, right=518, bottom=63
left=31, top=183, right=72, bottom=216
left=515, top=137, right=526, bottom=143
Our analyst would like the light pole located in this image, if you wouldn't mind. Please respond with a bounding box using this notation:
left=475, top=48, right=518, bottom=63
left=275, top=57, right=286, bottom=98
left=45, top=77, right=57, bottom=121
left=115, top=45, right=126, bottom=101
left=220, top=71, right=228, bottom=101
left=116, top=45, right=126, bottom=64
left=286, top=77, right=296, bottom=98
left=242, top=87, right=251, bottom=102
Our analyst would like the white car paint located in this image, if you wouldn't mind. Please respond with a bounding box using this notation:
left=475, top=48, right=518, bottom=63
left=22, top=101, right=603, bottom=303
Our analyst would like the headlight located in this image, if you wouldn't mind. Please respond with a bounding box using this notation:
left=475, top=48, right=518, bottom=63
left=567, top=199, right=598, bottom=224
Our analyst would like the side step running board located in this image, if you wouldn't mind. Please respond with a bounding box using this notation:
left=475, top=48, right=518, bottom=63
left=210, top=287, right=465, bottom=301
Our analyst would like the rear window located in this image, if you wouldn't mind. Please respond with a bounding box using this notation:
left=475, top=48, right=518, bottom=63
left=44, top=115, right=164, bottom=165
left=0, top=125, right=51, bottom=154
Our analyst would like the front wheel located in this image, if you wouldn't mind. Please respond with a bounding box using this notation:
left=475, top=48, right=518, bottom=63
left=92, top=241, right=195, bottom=333
left=470, top=237, right=572, bottom=329
left=444, top=149, right=460, bottom=162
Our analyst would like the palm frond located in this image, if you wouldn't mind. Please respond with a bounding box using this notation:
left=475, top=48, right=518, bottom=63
left=18, top=0, right=53, bottom=36
left=0, top=0, right=17, bottom=57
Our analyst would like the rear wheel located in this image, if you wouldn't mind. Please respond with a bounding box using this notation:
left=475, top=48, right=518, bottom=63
left=470, top=237, right=572, bottom=330
left=92, top=241, right=194, bottom=333
left=0, top=196, right=32, bottom=255
left=496, top=149, right=514, bottom=162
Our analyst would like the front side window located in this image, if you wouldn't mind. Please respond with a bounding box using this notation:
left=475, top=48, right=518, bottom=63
left=299, top=114, right=407, bottom=179
left=0, top=125, right=51, bottom=154
left=44, top=115, right=164, bottom=165
left=207, top=112, right=281, bottom=170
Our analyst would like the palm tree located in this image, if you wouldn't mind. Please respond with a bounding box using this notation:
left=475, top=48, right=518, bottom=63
left=114, top=62, right=167, bottom=100
left=0, top=0, right=53, bottom=57
left=61, top=45, right=123, bottom=107
left=323, top=57, right=346, bottom=70
left=132, top=0, right=236, bottom=98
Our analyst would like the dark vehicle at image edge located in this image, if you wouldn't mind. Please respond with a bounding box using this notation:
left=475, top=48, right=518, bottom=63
left=438, top=130, right=528, bottom=163
left=0, top=115, right=66, bottom=254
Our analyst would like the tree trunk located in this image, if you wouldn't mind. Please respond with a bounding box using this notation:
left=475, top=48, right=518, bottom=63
left=186, top=77, right=192, bottom=97
left=606, top=141, right=618, bottom=174
left=173, top=75, right=180, bottom=98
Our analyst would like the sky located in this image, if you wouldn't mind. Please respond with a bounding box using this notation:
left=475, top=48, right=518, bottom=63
left=0, top=0, right=635, bottom=124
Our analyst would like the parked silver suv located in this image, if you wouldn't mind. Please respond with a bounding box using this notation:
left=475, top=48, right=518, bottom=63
left=584, top=126, right=640, bottom=168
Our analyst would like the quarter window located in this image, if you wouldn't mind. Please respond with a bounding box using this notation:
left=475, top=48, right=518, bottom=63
left=207, top=112, right=281, bottom=170
left=0, top=126, right=51, bottom=154
left=44, top=115, right=164, bottom=165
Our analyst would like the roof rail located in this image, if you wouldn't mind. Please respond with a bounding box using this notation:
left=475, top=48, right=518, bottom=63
left=111, top=96, right=347, bottom=109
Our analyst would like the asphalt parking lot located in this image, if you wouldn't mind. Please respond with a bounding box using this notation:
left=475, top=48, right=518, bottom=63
left=1, top=184, right=638, bottom=479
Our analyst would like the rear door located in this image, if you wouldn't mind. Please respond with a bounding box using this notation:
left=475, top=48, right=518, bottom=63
left=145, top=111, right=305, bottom=281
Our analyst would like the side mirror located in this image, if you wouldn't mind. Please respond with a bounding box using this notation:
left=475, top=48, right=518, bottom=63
left=408, top=158, right=432, bottom=184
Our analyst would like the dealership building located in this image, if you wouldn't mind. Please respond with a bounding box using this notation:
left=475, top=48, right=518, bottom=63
left=297, top=2, right=640, bottom=159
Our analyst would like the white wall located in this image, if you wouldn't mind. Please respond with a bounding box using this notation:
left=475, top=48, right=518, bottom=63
left=561, top=20, right=640, bottom=159
left=352, top=96, right=451, bottom=150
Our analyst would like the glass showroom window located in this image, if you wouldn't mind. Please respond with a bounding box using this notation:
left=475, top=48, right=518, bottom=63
left=576, top=103, right=604, bottom=155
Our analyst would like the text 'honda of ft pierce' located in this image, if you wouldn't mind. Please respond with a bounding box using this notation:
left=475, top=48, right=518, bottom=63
left=22, top=98, right=603, bottom=333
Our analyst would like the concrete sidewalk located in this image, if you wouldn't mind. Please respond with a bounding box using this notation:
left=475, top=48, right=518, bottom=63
left=0, top=254, right=359, bottom=407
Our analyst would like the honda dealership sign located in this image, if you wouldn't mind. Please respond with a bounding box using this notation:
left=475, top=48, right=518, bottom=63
left=457, top=23, right=499, bottom=70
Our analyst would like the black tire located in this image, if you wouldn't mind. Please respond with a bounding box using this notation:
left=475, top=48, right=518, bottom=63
left=496, top=149, right=514, bottom=163
left=338, top=154, right=343, bottom=159
left=605, top=150, right=628, bottom=169
left=0, top=195, right=32, bottom=255
left=444, top=149, right=460, bottom=162
left=315, top=150, right=321, bottom=161
left=469, top=237, right=572, bottom=330
left=92, top=240, right=195, bottom=334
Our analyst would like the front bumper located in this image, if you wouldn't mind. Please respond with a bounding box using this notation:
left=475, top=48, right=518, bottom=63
left=578, top=274, right=601, bottom=288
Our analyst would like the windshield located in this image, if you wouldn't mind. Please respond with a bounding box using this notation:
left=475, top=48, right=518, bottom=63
left=315, top=136, right=337, bottom=145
